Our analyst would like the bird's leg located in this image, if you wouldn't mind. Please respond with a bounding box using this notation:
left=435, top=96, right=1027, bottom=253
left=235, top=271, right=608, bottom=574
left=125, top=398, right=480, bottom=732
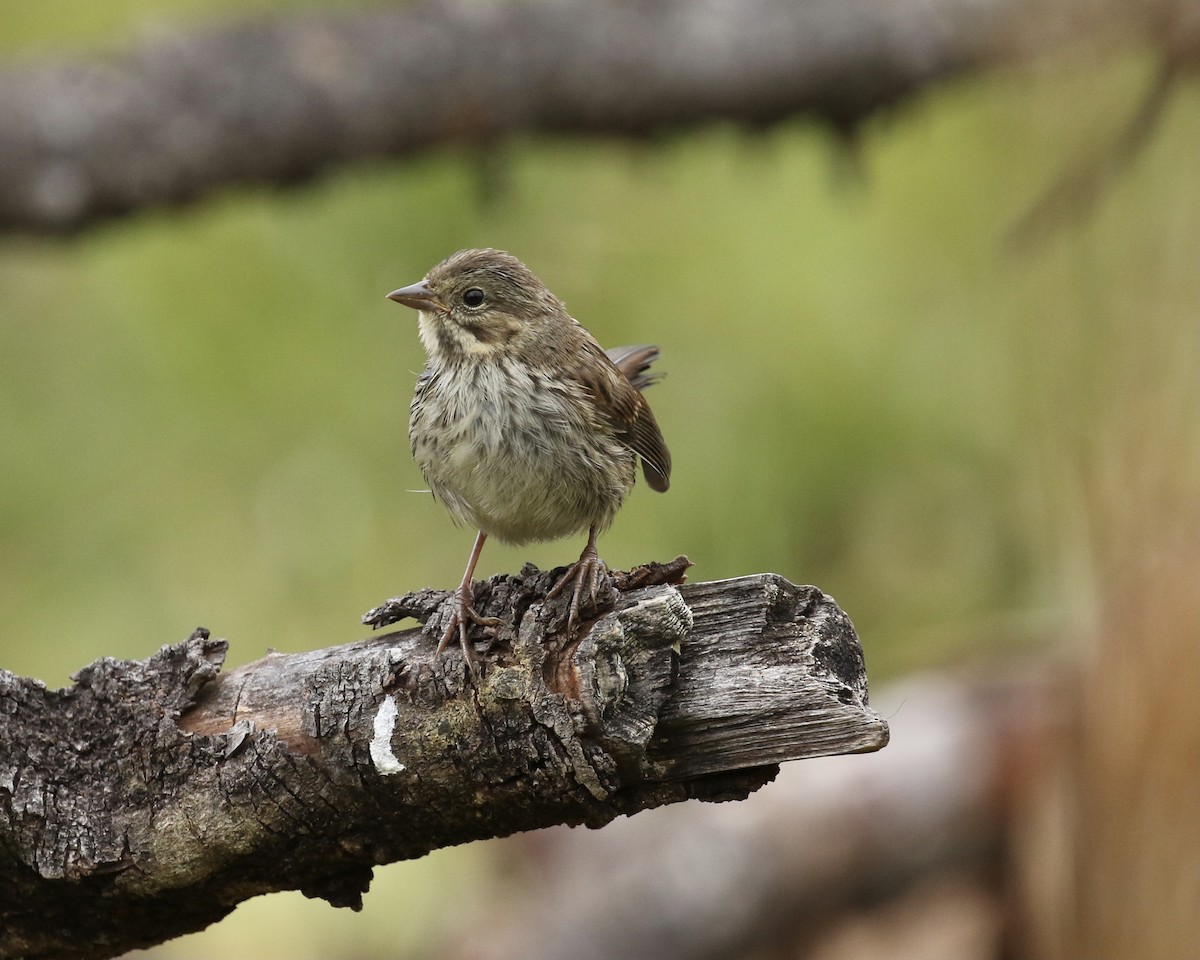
left=437, top=530, right=503, bottom=670
left=547, top=524, right=608, bottom=634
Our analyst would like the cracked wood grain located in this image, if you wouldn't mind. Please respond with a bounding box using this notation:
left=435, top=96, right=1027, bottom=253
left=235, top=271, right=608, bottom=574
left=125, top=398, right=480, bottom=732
left=0, top=564, right=886, bottom=960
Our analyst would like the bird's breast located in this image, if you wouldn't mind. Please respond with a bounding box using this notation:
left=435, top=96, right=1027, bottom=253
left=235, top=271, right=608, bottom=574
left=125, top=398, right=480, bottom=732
left=408, top=358, right=635, bottom=544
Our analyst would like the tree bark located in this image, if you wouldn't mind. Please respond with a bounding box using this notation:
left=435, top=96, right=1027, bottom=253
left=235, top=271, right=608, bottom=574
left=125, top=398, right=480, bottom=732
left=0, top=0, right=1177, bottom=234
left=0, top=563, right=886, bottom=960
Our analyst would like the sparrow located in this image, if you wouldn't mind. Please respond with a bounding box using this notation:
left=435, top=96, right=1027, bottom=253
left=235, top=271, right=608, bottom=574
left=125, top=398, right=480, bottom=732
left=386, top=248, right=671, bottom=669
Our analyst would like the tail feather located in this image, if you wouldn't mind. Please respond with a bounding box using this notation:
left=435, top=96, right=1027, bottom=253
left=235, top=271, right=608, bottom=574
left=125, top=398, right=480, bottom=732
left=606, top=344, right=664, bottom=393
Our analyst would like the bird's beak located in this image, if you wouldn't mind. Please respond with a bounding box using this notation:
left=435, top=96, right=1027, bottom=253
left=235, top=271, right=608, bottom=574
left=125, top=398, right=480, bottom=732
left=386, top=279, right=443, bottom=312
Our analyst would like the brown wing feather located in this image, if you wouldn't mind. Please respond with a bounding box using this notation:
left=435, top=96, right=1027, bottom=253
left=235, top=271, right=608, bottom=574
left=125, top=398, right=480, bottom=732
left=575, top=340, right=671, bottom=492
left=625, top=402, right=671, bottom=492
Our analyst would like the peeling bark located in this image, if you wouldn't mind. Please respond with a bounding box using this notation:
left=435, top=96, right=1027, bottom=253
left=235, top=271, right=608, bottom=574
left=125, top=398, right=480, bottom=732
left=0, top=564, right=886, bottom=960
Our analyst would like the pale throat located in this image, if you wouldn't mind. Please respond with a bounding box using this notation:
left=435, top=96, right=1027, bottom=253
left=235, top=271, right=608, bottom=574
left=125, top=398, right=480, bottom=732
left=418, top=312, right=506, bottom=358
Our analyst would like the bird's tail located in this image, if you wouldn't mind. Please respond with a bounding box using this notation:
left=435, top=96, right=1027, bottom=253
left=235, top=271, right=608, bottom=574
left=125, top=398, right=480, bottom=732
left=606, top=344, right=664, bottom=393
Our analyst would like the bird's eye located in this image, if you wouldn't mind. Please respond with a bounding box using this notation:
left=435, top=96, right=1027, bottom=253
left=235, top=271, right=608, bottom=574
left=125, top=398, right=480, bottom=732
left=462, top=288, right=486, bottom=307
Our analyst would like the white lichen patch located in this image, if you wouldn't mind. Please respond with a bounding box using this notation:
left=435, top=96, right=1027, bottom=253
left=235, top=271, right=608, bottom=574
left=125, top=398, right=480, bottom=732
left=369, top=695, right=405, bottom=775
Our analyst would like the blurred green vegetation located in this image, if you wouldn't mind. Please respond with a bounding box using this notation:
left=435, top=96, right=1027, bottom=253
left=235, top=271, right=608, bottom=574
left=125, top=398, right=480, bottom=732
left=1, top=2, right=1197, bottom=957
left=0, top=0, right=400, bottom=57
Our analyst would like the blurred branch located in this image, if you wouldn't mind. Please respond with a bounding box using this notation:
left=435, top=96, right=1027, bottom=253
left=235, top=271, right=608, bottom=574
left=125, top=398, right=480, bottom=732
left=0, top=0, right=1185, bottom=234
left=1009, top=53, right=1189, bottom=247
left=0, top=567, right=887, bottom=960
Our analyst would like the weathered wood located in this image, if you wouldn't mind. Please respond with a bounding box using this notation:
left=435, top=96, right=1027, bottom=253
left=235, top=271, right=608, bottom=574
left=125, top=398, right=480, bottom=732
left=0, top=564, right=885, bottom=960
left=655, top=577, right=883, bottom=777
left=0, top=0, right=1173, bottom=234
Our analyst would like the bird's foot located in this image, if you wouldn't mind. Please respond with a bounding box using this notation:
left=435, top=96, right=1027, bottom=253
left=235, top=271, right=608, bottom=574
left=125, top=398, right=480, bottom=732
left=436, top=584, right=502, bottom=675
left=547, top=543, right=610, bottom=634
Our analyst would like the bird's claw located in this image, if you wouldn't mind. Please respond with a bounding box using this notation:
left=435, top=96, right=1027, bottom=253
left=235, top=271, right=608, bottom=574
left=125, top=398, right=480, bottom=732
left=436, top=589, right=502, bottom=676
left=547, top=547, right=609, bottom=634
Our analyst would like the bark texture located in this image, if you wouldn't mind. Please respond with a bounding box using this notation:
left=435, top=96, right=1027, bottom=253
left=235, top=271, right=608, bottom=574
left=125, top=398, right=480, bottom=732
left=0, top=0, right=1181, bottom=234
left=0, top=564, right=886, bottom=960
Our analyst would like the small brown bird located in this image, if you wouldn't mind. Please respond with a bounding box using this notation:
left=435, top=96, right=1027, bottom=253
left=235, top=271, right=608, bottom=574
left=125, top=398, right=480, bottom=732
left=387, top=248, right=671, bottom=667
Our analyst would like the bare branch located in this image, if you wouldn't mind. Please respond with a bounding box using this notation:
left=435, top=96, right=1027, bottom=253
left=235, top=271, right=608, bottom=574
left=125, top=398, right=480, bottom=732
left=0, top=565, right=886, bottom=960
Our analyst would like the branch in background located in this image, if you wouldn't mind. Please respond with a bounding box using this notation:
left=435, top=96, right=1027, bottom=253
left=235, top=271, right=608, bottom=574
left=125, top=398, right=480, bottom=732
left=0, top=566, right=887, bottom=960
left=0, top=0, right=1162, bottom=235
left=1008, top=55, right=1187, bottom=248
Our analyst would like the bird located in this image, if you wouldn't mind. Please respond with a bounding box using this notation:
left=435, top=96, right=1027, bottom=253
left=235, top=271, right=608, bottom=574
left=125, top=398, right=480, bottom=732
left=386, top=248, right=671, bottom=669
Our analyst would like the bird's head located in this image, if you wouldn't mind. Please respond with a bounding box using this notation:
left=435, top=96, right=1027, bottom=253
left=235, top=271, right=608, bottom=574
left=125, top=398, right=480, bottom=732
left=387, top=248, right=565, bottom=361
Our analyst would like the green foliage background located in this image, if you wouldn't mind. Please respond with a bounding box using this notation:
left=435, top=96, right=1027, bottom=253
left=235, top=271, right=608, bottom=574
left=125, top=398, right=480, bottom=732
left=1, top=2, right=1197, bottom=956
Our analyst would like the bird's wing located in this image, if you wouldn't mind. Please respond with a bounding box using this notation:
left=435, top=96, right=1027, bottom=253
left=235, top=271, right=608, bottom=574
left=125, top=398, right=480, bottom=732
left=574, top=341, right=672, bottom=492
